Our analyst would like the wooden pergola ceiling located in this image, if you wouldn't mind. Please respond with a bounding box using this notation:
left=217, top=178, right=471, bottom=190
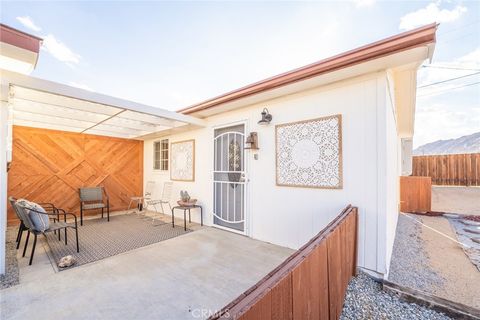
left=10, top=86, right=179, bottom=139
left=9, top=85, right=193, bottom=139
left=1, top=69, right=205, bottom=140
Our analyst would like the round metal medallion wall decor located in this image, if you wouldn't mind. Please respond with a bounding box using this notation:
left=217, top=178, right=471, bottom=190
left=171, top=139, right=195, bottom=181
left=276, top=114, right=342, bottom=189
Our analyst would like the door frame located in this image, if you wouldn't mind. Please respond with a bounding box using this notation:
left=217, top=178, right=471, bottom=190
left=211, top=119, right=249, bottom=236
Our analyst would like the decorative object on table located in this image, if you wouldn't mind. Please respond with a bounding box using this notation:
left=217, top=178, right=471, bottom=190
left=276, top=114, right=342, bottom=189
left=58, top=255, right=76, bottom=268
left=180, top=190, right=190, bottom=202
left=244, top=132, right=259, bottom=150
left=177, top=191, right=197, bottom=207
left=171, top=139, right=195, bottom=181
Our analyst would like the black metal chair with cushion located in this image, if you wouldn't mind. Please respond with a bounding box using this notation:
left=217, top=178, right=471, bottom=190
left=79, top=186, right=110, bottom=226
left=8, top=197, right=58, bottom=250
left=12, top=198, right=79, bottom=265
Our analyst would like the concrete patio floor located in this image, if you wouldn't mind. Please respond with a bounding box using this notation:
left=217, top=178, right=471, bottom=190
left=1, top=213, right=294, bottom=320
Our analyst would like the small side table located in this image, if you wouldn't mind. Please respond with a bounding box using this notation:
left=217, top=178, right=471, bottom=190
left=171, top=205, right=203, bottom=231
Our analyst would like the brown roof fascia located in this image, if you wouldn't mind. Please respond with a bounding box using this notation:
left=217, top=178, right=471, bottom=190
left=178, top=23, right=437, bottom=115
left=0, top=23, right=43, bottom=53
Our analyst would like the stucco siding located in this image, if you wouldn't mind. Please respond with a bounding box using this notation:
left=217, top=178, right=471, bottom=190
left=144, top=72, right=394, bottom=274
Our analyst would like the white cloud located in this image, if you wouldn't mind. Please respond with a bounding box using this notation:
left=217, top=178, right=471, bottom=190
left=16, top=16, right=41, bottom=32
left=69, top=82, right=94, bottom=91
left=42, top=34, right=81, bottom=65
left=399, top=2, right=467, bottom=30
left=352, top=0, right=375, bottom=8
left=16, top=16, right=81, bottom=66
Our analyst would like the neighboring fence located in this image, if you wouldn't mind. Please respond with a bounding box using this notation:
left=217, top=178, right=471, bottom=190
left=412, top=153, right=480, bottom=186
left=400, top=176, right=432, bottom=213
left=7, top=126, right=144, bottom=224
left=209, top=205, right=358, bottom=320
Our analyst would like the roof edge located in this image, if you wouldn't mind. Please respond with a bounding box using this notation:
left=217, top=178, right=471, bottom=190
left=178, top=23, right=438, bottom=115
left=0, top=23, right=43, bottom=53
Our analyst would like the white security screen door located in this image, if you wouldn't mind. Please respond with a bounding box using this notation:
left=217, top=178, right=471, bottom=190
left=213, top=124, right=246, bottom=233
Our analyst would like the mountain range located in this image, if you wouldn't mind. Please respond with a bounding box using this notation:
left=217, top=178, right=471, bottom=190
left=414, top=132, right=480, bottom=155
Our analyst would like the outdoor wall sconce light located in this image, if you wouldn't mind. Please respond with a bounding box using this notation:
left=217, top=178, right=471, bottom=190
left=258, top=108, right=272, bottom=125
left=244, top=132, right=259, bottom=150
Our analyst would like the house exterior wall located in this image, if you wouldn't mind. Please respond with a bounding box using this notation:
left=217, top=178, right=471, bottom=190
left=144, top=72, right=401, bottom=276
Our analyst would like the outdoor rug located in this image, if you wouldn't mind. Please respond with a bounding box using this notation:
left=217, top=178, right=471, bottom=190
left=45, top=214, right=192, bottom=271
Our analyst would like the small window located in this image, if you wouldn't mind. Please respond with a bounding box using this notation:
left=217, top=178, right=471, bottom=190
left=154, top=139, right=169, bottom=170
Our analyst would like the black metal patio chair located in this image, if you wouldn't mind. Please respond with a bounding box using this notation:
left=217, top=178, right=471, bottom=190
left=12, top=198, right=79, bottom=265
left=79, top=186, right=110, bottom=226
left=8, top=197, right=59, bottom=249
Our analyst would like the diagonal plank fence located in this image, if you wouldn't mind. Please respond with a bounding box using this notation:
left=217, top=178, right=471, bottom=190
left=412, top=153, right=480, bottom=186
left=209, top=205, right=358, bottom=320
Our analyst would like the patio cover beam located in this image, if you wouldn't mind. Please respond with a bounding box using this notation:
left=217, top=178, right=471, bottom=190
left=0, top=69, right=206, bottom=136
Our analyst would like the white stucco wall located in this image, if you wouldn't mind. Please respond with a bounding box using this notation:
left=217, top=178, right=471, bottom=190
left=381, top=77, right=400, bottom=275
left=144, top=72, right=401, bottom=275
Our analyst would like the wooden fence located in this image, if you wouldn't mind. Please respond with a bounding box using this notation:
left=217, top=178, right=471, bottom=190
left=400, top=176, right=431, bottom=213
left=7, top=126, right=143, bottom=224
left=210, top=205, right=358, bottom=320
left=412, top=153, right=480, bottom=186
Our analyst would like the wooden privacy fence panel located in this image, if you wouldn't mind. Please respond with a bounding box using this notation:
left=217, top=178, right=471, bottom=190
left=7, top=126, right=143, bottom=224
left=412, top=153, right=480, bottom=186
left=400, top=176, right=432, bottom=213
left=210, top=206, right=358, bottom=320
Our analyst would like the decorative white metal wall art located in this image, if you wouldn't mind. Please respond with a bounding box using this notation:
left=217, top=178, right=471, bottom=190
left=170, top=139, right=195, bottom=181
left=276, top=114, right=342, bottom=189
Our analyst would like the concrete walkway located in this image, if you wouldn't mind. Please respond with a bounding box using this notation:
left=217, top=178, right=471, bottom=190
left=1, top=227, right=293, bottom=320
left=432, top=186, right=480, bottom=215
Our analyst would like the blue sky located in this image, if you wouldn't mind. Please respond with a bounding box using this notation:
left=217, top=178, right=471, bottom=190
left=1, top=0, right=479, bottom=147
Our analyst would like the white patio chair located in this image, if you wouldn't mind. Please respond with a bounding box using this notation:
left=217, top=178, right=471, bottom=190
left=128, top=181, right=155, bottom=216
left=147, top=182, right=173, bottom=223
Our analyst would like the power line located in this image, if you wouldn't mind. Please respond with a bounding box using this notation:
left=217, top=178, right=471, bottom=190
left=438, top=19, right=480, bottom=36
left=435, top=31, right=479, bottom=46
left=421, top=65, right=480, bottom=72
left=418, top=71, right=480, bottom=88
left=417, top=81, right=480, bottom=98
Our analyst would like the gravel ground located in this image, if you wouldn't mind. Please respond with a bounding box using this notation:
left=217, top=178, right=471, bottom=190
left=0, top=227, right=20, bottom=289
left=448, top=218, right=480, bottom=271
left=341, top=272, right=452, bottom=320
left=388, top=214, right=445, bottom=292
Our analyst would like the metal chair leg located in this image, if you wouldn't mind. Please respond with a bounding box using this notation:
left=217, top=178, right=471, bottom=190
left=65, top=228, right=68, bottom=245
left=107, top=205, right=110, bottom=222
left=75, top=227, right=79, bottom=252
left=22, top=231, right=30, bottom=257
left=29, top=234, right=37, bottom=265
left=101, top=207, right=104, bottom=219
left=16, top=223, right=22, bottom=243
left=16, top=226, right=24, bottom=250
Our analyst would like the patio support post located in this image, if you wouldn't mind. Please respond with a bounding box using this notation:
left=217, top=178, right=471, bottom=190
left=0, top=84, right=10, bottom=275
